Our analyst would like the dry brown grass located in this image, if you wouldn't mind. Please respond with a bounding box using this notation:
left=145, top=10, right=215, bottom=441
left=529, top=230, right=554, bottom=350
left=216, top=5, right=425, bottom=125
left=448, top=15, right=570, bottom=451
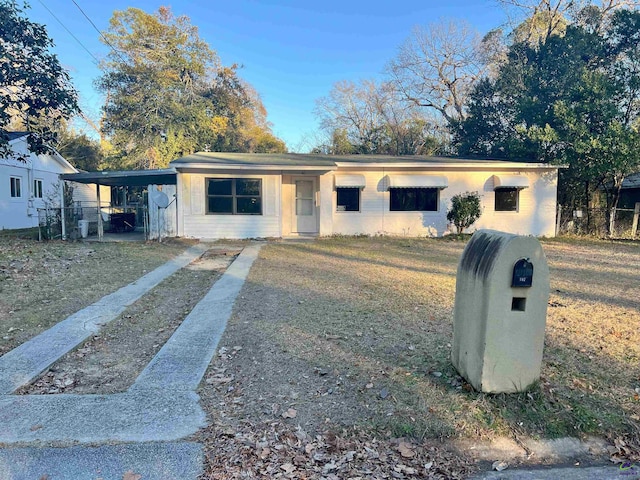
left=241, top=235, right=639, bottom=442
left=0, top=237, right=195, bottom=355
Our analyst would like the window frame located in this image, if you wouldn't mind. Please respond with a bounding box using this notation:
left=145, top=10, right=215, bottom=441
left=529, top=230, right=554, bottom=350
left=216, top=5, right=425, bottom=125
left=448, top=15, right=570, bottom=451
left=336, top=187, right=361, bottom=212
left=494, top=187, right=519, bottom=212
left=205, top=177, right=263, bottom=215
left=33, top=178, right=43, bottom=199
left=389, top=187, right=439, bottom=212
left=10, top=176, right=22, bottom=198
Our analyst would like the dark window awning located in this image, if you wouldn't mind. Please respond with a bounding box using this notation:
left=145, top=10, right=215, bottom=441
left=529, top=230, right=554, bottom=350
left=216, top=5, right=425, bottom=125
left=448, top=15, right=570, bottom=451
left=60, top=169, right=177, bottom=187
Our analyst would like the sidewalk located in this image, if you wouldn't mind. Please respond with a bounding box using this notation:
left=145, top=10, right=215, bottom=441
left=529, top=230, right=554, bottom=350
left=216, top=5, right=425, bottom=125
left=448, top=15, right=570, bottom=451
left=471, top=464, right=631, bottom=479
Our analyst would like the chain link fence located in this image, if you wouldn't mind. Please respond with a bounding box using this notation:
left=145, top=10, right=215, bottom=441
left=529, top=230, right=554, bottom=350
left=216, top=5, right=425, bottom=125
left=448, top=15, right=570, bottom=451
left=37, top=203, right=149, bottom=240
left=557, top=203, right=640, bottom=238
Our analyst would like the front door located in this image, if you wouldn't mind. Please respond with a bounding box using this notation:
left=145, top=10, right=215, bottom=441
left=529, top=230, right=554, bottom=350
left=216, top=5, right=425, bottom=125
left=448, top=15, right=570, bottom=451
left=293, top=177, right=318, bottom=234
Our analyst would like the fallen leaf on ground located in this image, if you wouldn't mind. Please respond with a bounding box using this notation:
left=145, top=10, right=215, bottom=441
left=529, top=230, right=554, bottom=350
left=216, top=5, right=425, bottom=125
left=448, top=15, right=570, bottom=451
left=280, top=462, right=296, bottom=473
left=398, top=441, right=416, bottom=458
left=282, top=408, right=297, bottom=419
left=492, top=460, right=508, bottom=471
left=122, top=471, right=142, bottom=480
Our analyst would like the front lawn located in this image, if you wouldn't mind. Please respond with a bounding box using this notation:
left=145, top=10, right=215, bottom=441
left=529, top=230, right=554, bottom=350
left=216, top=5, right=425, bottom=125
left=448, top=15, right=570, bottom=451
left=205, top=235, right=639, bottom=444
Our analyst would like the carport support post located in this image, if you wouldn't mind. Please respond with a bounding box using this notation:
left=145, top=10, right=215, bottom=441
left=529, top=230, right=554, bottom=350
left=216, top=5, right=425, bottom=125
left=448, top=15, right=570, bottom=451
left=97, top=183, right=103, bottom=241
left=60, top=180, right=66, bottom=240
left=632, top=202, right=640, bottom=237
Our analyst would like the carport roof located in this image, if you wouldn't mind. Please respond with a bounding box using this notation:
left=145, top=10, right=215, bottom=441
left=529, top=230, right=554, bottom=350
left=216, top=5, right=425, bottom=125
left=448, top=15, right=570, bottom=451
left=60, top=169, right=177, bottom=187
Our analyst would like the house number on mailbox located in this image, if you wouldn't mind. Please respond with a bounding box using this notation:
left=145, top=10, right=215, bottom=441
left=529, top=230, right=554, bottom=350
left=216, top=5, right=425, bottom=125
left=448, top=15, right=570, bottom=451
left=512, top=258, right=534, bottom=287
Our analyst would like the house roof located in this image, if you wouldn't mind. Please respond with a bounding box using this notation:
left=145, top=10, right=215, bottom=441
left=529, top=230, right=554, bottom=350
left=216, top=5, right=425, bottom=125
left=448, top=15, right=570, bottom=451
left=171, top=152, right=338, bottom=169
left=60, top=169, right=177, bottom=187
left=6, top=131, right=29, bottom=142
left=622, top=172, right=640, bottom=189
left=170, top=152, right=559, bottom=170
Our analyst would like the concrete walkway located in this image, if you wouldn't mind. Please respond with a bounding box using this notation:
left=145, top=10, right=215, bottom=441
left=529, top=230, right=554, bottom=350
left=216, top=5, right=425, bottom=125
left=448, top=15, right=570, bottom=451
left=0, top=243, right=263, bottom=479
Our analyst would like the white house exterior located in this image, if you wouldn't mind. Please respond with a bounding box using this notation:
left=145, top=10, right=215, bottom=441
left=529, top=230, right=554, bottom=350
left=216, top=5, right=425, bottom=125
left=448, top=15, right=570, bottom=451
left=171, top=153, right=560, bottom=239
left=1, top=132, right=109, bottom=231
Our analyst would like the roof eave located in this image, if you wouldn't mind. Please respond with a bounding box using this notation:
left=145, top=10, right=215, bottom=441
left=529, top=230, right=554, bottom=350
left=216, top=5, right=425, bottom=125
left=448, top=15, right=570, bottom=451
left=172, top=163, right=338, bottom=171
left=334, top=162, right=563, bottom=169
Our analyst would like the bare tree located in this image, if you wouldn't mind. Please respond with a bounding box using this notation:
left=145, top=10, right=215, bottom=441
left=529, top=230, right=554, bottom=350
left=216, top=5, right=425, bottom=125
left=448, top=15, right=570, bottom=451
left=314, top=79, right=445, bottom=155
left=386, top=20, right=489, bottom=126
left=314, top=80, right=387, bottom=153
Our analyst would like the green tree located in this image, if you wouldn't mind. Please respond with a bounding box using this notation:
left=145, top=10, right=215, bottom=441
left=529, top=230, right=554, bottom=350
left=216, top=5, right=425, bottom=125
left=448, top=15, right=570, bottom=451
left=456, top=9, right=640, bottom=229
left=56, top=130, right=104, bottom=171
left=447, top=192, right=482, bottom=234
left=97, top=7, right=285, bottom=169
left=0, top=0, right=78, bottom=158
left=98, top=6, right=217, bottom=169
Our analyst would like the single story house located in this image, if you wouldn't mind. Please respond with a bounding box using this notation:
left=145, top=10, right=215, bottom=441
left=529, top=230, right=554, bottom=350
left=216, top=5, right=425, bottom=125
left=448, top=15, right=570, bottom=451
left=170, top=153, right=560, bottom=239
left=1, top=132, right=109, bottom=231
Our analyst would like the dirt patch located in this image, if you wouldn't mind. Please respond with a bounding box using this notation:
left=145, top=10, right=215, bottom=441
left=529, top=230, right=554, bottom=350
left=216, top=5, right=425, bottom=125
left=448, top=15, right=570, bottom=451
left=18, top=248, right=240, bottom=395
left=0, top=237, right=196, bottom=356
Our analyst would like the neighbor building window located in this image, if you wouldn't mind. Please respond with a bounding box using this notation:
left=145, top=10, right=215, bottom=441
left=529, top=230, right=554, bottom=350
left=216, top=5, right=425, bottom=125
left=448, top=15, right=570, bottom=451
left=495, top=188, right=519, bottom=212
left=206, top=178, right=262, bottom=215
left=336, top=187, right=360, bottom=212
left=10, top=177, right=21, bottom=198
left=33, top=179, right=43, bottom=198
left=390, top=187, right=438, bottom=211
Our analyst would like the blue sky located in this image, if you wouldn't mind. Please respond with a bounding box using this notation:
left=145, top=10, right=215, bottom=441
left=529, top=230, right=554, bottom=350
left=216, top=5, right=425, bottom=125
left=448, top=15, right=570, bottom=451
left=26, top=0, right=508, bottom=152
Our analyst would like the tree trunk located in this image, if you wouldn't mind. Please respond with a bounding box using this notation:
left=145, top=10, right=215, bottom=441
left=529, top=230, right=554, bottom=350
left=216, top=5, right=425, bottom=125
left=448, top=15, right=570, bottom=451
left=608, top=177, right=624, bottom=237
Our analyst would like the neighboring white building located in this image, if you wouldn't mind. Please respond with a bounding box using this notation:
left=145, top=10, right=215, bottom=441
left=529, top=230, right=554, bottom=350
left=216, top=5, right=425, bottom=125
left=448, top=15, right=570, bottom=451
left=171, top=153, right=560, bottom=239
left=0, top=132, right=108, bottom=231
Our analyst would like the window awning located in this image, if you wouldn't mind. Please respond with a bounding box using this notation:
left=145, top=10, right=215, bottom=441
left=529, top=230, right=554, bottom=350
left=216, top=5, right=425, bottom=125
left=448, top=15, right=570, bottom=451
left=335, top=174, right=366, bottom=188
left=387, top=175, right=448, bottom=189
left=493, top=175, right=529, bottom=189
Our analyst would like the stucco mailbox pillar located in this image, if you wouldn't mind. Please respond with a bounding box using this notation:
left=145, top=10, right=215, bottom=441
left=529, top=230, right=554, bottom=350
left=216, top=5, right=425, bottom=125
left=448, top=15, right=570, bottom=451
left=451, top=230, right=550, bottom=393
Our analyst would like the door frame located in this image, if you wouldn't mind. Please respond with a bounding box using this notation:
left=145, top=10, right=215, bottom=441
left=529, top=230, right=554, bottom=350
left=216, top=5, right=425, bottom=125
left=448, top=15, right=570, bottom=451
left=291, top=176, right=318, bottom=234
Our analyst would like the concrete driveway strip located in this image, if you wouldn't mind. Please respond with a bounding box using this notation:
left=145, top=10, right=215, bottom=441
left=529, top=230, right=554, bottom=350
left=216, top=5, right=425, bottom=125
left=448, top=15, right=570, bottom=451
left=0, top=243, right=262, bottom=445
left=0, top=243, right=209, bottom=395
left=130, top=242, right=263, bottom=392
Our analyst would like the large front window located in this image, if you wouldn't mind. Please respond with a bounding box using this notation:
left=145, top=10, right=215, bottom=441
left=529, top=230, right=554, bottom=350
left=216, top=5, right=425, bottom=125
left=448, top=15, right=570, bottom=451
left=206, top=178, right=262, bottom=215
left=390, top=187, right=438, bottom=211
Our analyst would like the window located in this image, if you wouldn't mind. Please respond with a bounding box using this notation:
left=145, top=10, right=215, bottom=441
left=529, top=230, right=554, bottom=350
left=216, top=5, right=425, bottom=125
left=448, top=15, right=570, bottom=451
left=206, top=178, right=262, bottom=215
left=390, top=187, right=438, bottom=211
left=10, top=177, right=21, bottom=198
left=33, top=179, right=43, bottom=198
left=336, top=187, right=360, bottom=212
left=495, top=188, right=519, bottom=212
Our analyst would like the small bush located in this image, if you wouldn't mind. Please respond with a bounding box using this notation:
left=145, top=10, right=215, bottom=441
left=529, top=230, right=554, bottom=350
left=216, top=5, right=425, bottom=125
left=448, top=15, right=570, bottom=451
left=447, top=192, right=481, bottom=234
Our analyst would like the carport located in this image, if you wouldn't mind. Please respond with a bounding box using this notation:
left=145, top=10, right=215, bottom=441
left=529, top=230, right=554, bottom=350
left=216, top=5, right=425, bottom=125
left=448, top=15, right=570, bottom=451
left=60, top=169, right=177, bottom=241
